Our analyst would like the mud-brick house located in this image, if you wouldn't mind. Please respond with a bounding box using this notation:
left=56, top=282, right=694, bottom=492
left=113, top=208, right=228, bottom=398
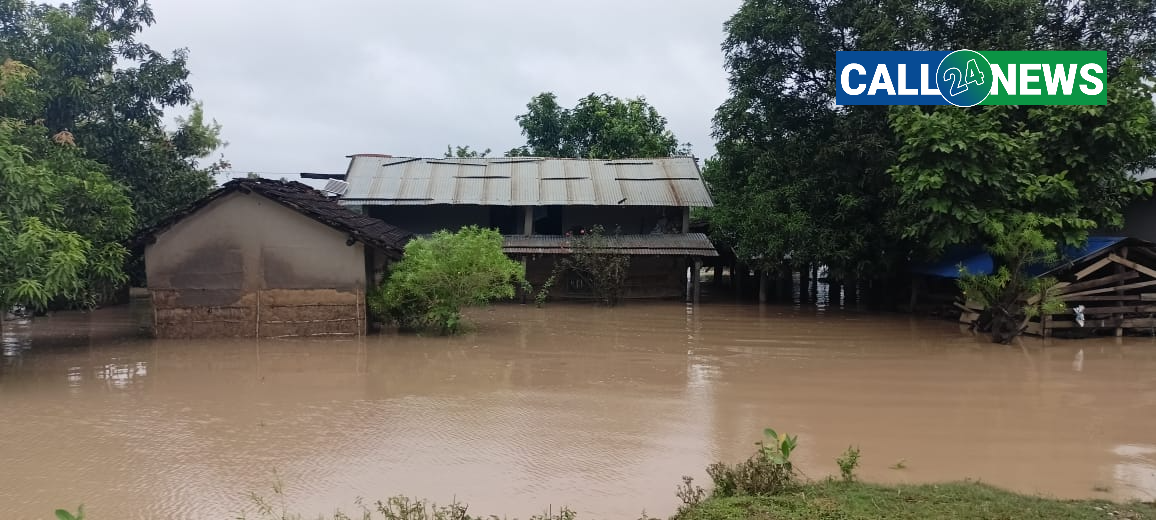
left=131, top=178, right=412, bottom=339
left=326, top=155, right=718, bottom=300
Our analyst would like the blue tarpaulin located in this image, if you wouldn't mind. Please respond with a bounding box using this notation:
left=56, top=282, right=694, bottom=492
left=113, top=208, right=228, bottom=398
left=911, top=236, right=1127, bottom=279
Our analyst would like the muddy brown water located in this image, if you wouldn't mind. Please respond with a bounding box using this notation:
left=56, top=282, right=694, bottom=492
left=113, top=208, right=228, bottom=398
left=2, top=299, right=1156, bottom=520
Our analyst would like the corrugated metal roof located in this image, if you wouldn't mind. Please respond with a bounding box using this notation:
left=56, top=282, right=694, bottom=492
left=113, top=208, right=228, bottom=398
left=501, top=233, right=718, bottom=257
left=339, top=155, right=714, bottom=207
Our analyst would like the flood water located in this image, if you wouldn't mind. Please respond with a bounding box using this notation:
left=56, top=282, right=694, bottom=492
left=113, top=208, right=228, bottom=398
left=2, top=298, right=1156, bottom=519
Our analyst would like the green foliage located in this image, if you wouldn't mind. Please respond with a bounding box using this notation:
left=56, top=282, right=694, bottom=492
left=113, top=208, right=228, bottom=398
left=506, top=92, right=690, bottom=159
left=672, top=480, right=1156, bottom=520
left=955, top=214, right=1066, bottom=342
left=444, top=145, right=489, bottom=158
left=0, top=65, right=134, bottom=311
left=533, top=273, right=556, bottom=308
left=367, top=226, right=527, bottom=335
left=54, top=505, right=83, bottom=520
left=836, top=446, right=860, bottom=483
left=0, top=0, right=229, bottom=232
left=546, top=225, right=631, bottom=306
left=706, top=427, right=798, bottom=498
left=707, top=0, right=1156, bottom=286
left=888, top=62, right=1156, bottom=256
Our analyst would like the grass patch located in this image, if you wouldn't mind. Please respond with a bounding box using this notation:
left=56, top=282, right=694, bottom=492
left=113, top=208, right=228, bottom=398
left=673, top=480, right=1156, bottom=520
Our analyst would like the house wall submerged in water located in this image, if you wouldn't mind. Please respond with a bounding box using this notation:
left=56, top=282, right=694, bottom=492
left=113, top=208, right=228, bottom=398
left=134, top=178, right=410, bottom=338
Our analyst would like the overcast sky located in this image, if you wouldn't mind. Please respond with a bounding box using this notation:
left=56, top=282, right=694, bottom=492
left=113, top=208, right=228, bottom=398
left=138, top=1, right=743, bottom=179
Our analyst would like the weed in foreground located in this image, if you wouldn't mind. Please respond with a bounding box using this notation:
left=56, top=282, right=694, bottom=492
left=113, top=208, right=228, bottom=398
left=836, top=446, right=860, bottom=483
left=54, top=506, right=84, bottom=520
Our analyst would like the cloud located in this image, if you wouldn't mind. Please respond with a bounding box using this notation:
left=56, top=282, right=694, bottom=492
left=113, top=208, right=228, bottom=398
left=140, top=0, right=742, bottom=176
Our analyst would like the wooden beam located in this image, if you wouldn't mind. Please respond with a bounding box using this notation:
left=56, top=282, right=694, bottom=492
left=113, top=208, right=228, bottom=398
left=1046, top=317, right=1156, bottom=330
left=1074, top=257, right=1113, bottom=280
left=1060, top=278, right=1156, bottom=300
left=1108, top=253, right=1156, bottom=280
left=1061, top=293, right=1156, bottom=302
left=1045, top=304, right=1156, bottom=316
left=1055, top=271, right=1140, bottom=296
left=1131, top=247, right=1156, bottom=262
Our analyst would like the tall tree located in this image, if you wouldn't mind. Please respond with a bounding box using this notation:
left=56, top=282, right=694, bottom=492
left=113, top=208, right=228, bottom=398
left=707, top=0, right=1156, bottom=294
left=0, top=0, right=227, bottom=230
left=0, top=59, right=135, bottom=316
left=507, top=92, right=690, bottom=159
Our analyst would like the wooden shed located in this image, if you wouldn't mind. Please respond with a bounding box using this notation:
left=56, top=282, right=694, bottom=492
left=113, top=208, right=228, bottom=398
left=131, top=178, right=412, bottom=339
left=943, top=237, right=1156, bottom=338
left=1024, top=237, right=1156, bottom=337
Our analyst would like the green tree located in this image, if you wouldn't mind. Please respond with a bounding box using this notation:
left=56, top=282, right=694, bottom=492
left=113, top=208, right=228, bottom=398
left=707, top=0, right=1156, bottom=295
left=956, top=215, right=1067, bottom=343
left=444, top=144, right=490, bottom=158
left=367, top=226, right=527, bottom=335
left=0, top=60, right=134, bottom=319
left=506, top=92, right=690, bottom=159
left=888, top=63, right=1156, bottom=255
left=0, top=0, right=228, bottom=231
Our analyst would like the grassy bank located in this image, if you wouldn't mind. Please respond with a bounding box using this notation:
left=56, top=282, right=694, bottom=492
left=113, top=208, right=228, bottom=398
left=674, top=480, right=1155, bottom=520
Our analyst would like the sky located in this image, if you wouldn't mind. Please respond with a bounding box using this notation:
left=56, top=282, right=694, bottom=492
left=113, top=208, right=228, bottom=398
left=138, top=1, right=744, bottom=180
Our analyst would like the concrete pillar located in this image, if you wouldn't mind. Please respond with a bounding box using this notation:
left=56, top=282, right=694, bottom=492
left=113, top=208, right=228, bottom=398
left=758, top=270, right=768, bottom=303
left=523, top=206, right=533, bottom=236
left=682, top=208, right=690, bottom=234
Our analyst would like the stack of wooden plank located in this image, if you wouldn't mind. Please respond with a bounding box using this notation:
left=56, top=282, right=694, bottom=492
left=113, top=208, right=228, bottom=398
left=1026, top=246, right=1156, bottom=337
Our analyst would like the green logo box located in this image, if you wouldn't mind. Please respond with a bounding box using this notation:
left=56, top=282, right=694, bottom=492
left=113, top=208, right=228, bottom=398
left=979, top=51, right=1107, bottom=105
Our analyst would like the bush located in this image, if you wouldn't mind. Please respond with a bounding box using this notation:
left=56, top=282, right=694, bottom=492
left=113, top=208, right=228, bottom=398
left=545, top=225, right=630, bottom=306
left=705, top=428, right=797, bottom=497
left=836, top=446, right=860, bottom=483
left=368, top=226, right=527, bottom=335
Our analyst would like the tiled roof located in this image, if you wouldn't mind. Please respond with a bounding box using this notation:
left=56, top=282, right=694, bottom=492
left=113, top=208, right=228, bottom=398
left=130, top=178, right=413, bottom=258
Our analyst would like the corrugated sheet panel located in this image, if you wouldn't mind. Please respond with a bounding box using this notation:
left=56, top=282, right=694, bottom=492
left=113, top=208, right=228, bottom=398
left=501, top=233, right=718, bottom=257
left=340, top=155, right=713, bottom=207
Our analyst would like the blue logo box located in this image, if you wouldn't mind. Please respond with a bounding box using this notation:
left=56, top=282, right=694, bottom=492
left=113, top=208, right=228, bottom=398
left=835, top=51, right=952, bottom=105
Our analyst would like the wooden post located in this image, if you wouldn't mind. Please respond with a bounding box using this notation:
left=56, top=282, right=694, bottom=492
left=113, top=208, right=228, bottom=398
left=682, top=208, right=690, bottom=234
left=736, top=263, right=744, bottom=298
left=1116, top=246, right=1128, bottom=337
left=692, top=257, right=702, bottom=306
left=523, top=206, right=533, bottom=236
left=909, top=276, right=919, bottom=311
left=520, top=256, right=528, bottom=304
left=255, top=289, right=261, bottom=338
left=758, top=270, right=768, bottom=303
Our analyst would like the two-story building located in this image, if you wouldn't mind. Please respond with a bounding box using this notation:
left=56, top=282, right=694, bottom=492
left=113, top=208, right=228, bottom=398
left=325, top=154, right=718, bottom=300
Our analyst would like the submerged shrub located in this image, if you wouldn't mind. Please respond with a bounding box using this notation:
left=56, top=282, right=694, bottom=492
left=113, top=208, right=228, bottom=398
left=368, top=226, right=528, bottom=335
left=546, top=225, right=630, bottom=306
